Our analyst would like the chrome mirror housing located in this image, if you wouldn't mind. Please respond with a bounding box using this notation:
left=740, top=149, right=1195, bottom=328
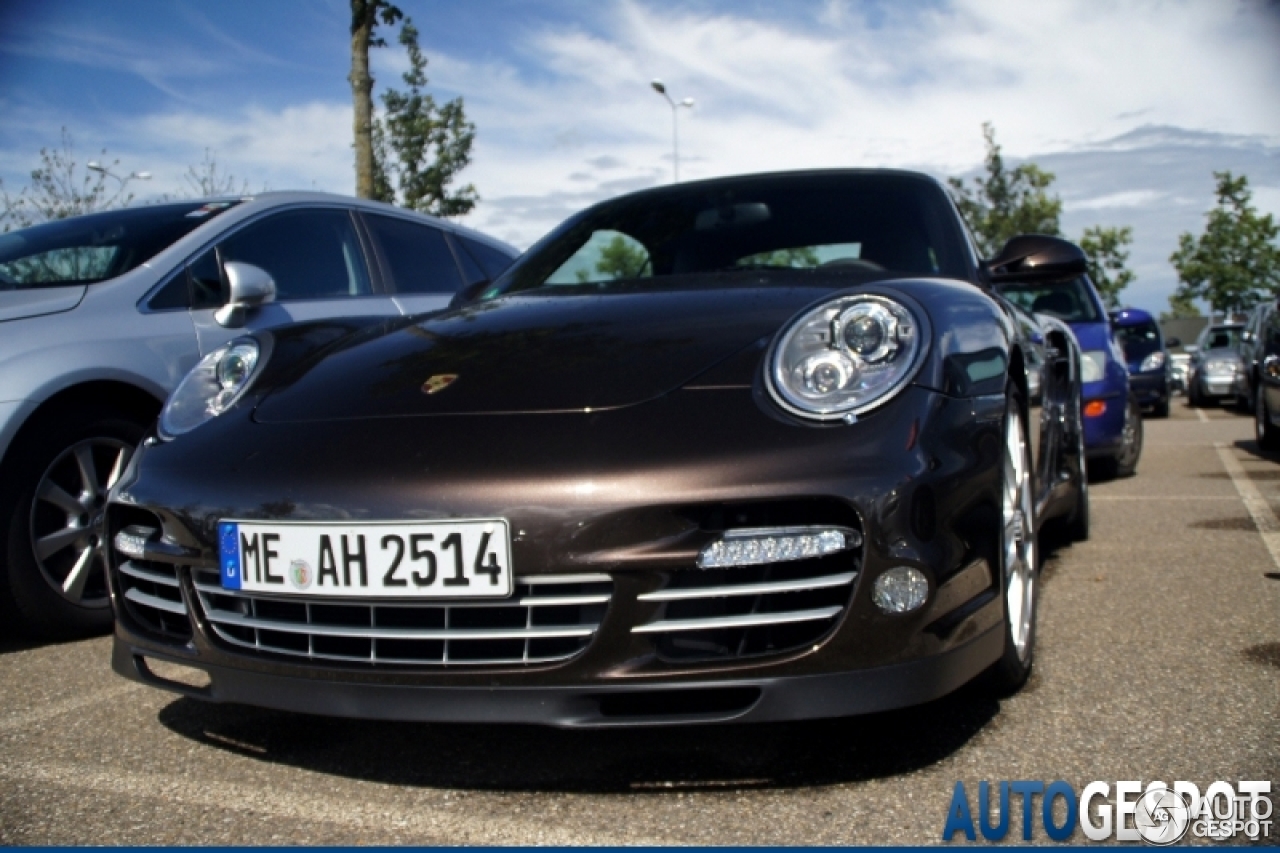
left=214, top=261, right=276, bottom=328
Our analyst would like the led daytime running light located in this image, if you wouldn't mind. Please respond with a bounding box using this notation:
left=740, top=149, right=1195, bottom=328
left=697, top=526, right=861, bottom=569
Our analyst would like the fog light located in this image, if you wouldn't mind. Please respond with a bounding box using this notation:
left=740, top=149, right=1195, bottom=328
left=1084, top=400, right=1107, bottom=418
left=113, top=525, right=158, bottom=559
left=872, top=566, right=928, bottom=613
left=697, top=526, right=861, bottom=569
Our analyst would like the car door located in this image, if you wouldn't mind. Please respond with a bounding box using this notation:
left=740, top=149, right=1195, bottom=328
left=1263, top=307, right=1280, bottom=417
left=358, top=212, right=470, bottom=316
left=189, top=207, right=399, bottom=355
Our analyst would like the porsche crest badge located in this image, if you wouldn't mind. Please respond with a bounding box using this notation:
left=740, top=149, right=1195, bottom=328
left=422, top=374, right=459, bottom=395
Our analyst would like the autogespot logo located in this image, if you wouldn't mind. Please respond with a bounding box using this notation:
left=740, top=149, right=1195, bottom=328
left=941, top=779, right=1273, bottom=844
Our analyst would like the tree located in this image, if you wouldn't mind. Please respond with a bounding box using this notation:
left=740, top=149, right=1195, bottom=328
left=1169, top=171, right=1280, bottom=317
left=183, top=149, right=251, bottom=197
left=1079, top=225, right=1135, bottom=309
left=0, top=129, right=140, bottom=231
left=1160, top=291, right=1202, bottom=322
left=372, top=19, right=478, bottom=217
left=947, top=123, right=1063, bottom=258
left=349, top=0, right=403, bottom=199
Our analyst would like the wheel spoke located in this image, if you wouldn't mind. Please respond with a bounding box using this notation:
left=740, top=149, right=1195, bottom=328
left=37, top=478, right=85, bottom=517
left=106, top=446, right=133, bottom=489
left=73, top=444, right=101, bottom=498
left=35, top=526, right=83, bottom=561
left=61, top=545, right=96, bottom=601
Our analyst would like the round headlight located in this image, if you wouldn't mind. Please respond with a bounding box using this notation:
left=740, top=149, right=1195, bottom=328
left=768, top=294, right=923, bottom=421
left=1139, top=351, right=1166, bottom=372
left=160, top=339, right=263, bottom=438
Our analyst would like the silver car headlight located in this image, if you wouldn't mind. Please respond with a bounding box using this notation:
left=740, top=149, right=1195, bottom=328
left=1140, top=351, right=1166, bottom=372
left=1081, top=350, right=1108, bottom=383
left=160, top=339, right=264, bottom=438
left=767, top=294, right=923, bottom=421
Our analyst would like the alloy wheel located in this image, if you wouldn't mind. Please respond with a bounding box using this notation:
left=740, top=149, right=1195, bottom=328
left=27, top=438, right=133, bottom=606
left=1002, top=407, right=1036, bottom=662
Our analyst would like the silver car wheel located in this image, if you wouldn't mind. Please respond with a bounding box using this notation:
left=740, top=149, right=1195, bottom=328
left=28, top=438, right=132, bottom=606
left=1002, top=405, right=1036, bottom=662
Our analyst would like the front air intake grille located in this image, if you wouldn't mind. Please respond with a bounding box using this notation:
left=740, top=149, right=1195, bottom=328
left=634, top=552, right=859, bottom=662
left=190, top=571, right=612, bottom=667
left=117, top=559, right=192, bottom=642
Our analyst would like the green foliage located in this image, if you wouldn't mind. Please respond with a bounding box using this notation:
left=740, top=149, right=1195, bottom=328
left=593, top=234, right=651, bottom=279
left=0, top=129, right=138, bottom=231
left=372, top=19, right=478, bottom=218
left=1169, top=171, right=1280, bottom=316
left=737, top=246, right=821, bottom=268
left=947, top=123, right=1063, bottom=258
left=1160, top=290, right=1202, bottom=321
left=1078, top=225, right=1135, bottom=309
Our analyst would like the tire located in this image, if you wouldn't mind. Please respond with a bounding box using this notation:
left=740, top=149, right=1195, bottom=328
left=1109, top=393, right=1143, bottom=478
left=1257, top=387, right=1280, bottom=452
left=985, top=390, right=1039, bottom=695
left=1150, top=398, right=1169, bottom=419
left=1065, top=391, right=1090, bottom=542
left=0, top=407, right=146, bottom=640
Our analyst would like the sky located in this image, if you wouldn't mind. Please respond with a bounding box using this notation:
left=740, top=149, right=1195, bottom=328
left=1, top=0, right=1278, bottom=315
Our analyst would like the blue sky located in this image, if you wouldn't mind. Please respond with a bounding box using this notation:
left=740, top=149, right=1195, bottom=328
left=2, top=0, right=1279, bottom=315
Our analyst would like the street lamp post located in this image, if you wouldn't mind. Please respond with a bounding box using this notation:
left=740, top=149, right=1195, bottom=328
left=86, top=161, right=152, bottom=209
left=650, top=79, right=694, bottom=183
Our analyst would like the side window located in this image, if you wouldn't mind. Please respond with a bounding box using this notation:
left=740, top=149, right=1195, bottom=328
left=219, top=209, right=371, bottom=301
left=545, top=230, right=651, bottom=285
left=458, top=236, right=515, bottom=280
left=364, top=214, right=464, bottom=294
left=188, top=247, right=224, bottom=310
left=147, top=269, right=190, bottom=310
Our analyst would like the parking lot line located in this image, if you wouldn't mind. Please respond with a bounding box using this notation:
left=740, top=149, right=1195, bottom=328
left=1214, top=441, right=1280, bottom=570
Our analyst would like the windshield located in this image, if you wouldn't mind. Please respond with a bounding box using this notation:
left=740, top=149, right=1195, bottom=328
left=997, top=277, right=1103, bottom=323
left=497, top=173, right=972, bottom=295
left=0, top=201, right=241, bottom=290
left=1197, top=325, right=1242, bottom=351
left=1114, top=320, right=1162, bottom=362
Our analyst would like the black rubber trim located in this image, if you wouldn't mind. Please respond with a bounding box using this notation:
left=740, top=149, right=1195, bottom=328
left=113, top=624, right=1003, bottom=728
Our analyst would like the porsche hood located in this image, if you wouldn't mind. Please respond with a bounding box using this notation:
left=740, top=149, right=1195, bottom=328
left=254, top=283, right=833, bottom=423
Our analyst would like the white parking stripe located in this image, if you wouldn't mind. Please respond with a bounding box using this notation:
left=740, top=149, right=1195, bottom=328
left=1196, top=408, right=1209, bottom=423
left=1214, top=442, right=1280, bottom=570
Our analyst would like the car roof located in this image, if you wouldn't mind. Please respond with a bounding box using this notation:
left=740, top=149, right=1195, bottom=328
left=1110, top=306, right=1156, bottom=325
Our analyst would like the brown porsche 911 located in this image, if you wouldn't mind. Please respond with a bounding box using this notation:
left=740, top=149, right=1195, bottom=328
left=106, top=170, right=1089, bottom=726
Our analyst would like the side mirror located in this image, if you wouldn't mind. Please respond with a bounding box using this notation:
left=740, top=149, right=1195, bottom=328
left=449, top=277, right=492, bottom=309
left=1166, top=336, right=1181, bottom=348
left=1185, top=344, right=1199, bottom=355
left=985, top=234, right=1088, bottom=284
left=215, top=261, right=276, bottom=328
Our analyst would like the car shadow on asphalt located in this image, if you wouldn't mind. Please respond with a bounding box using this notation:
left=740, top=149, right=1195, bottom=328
left=155, top=677, right=1000, bottom=792
left=1232, top=438, right=1280, bottom=465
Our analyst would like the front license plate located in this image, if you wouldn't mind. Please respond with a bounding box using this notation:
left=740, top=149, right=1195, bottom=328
left=217, top=519, right=513, bottom=598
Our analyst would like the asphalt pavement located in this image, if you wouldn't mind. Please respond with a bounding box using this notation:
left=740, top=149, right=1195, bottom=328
left=1, top=398, right=1276, bottom=845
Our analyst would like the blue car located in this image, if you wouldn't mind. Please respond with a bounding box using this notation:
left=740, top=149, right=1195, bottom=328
left=997, top=276, right=1142, bottom=478
left=1111, top=307, right=1171, bottom=418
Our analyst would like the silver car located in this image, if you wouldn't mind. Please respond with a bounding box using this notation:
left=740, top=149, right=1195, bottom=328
left=0, top=192, right=517, bottom=639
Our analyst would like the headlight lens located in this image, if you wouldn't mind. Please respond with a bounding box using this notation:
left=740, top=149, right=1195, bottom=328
left=1140, top=351, right=1166, bottom=372
left=768, top=294, right=922, bottom=421
left=160, top=340, right=262, bottom=438
left=1081, top=350, right=1108, bottom=383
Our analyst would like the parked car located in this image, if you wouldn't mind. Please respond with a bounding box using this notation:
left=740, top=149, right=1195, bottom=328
left=995, top=275, right=1141, bottom=478
left=0, top=193, right=518, bottom=639
left=1237, top=300, right=1276, bottom=412
left=106, top=169, right=1089, bottom=726
left=1169, top=352, right=1191, bottom=395
left=1110, top=307, right=1172, bottom=417
left=1186, top=323, right=1246, bottom=408
left=1252, top=305, right=1280, bottom=450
